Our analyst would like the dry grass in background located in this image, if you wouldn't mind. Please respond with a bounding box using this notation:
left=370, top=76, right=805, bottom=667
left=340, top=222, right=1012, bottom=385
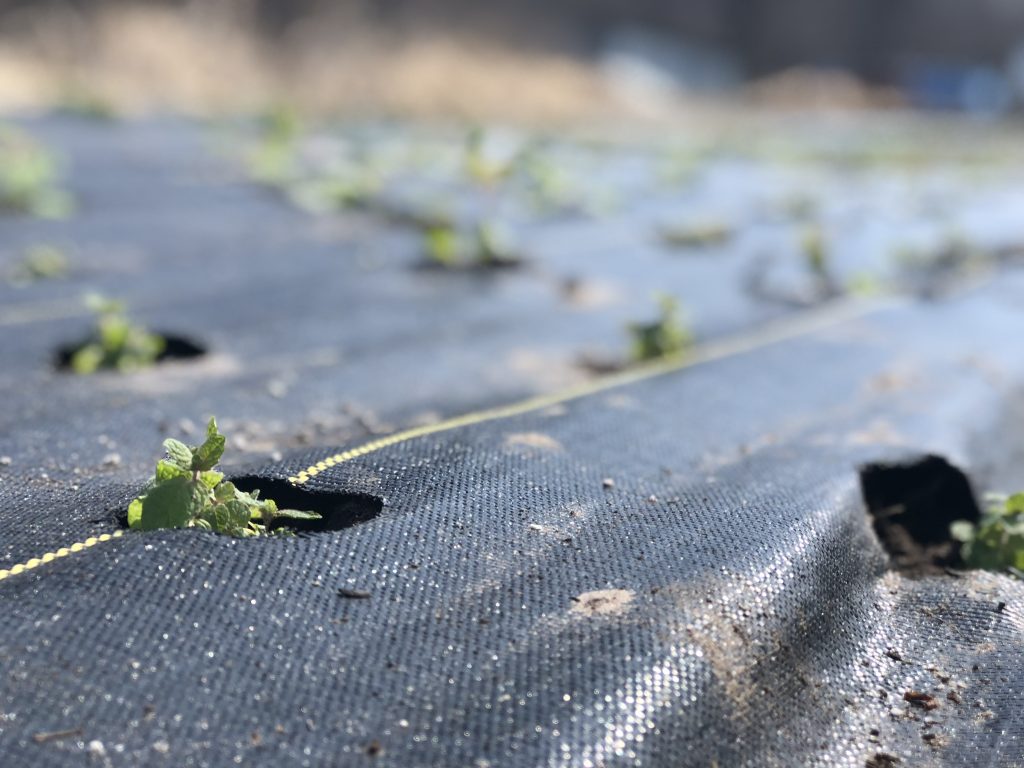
left=0, top=2, right=612, bottom=121
left=0, top=1, right=906, bottom=122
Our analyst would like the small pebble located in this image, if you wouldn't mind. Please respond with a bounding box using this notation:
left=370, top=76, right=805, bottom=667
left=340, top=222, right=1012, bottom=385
left=602, top=478, right=615, bottom=489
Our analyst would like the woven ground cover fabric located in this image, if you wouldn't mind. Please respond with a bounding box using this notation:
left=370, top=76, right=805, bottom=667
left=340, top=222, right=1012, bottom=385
left=2, top=116, right=1024, bottom=767
left=3, top=278, right=1024, bottom=766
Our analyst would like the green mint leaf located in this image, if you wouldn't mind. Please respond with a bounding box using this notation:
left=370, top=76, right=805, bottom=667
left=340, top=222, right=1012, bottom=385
left=155, top=459, right=190, bottom=482
left=1005, top=493, right=1024, bottom=515
left=202, top=499, right=253, bottom=536
left=163, top=438, right=193, bottom=470
left=127, top=498, right=143, bottom=529
left=199, top=471, right=224, bottom=489
left=192, top=417, right=225, bottom=471
left=70, top=344, right=104, bottom=374
left=214, top=480, right=237, bottom=503
left=139, top=477, right=202, bottom=531
left=949, top=520, right=975, bottom=543
left=255, top=498, right=276, bottom=526
left=223, top=500, right=253, bottom=531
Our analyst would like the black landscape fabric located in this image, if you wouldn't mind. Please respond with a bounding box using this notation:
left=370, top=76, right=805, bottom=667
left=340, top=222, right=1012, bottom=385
left=1, top=117, right=1024, bottom=767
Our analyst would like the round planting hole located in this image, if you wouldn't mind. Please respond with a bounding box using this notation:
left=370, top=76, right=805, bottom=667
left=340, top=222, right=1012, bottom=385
left=229, top=476, right=384, bottom=534
left=859, top=454, right=980, bottom=574
left=55, top=332, right=206, bottom=372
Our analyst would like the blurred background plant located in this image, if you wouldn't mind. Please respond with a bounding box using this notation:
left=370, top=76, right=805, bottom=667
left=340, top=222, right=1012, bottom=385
left=67, top=294, right=166, bottom=374
left=628, top=294, right=693, bottom=363
left=0, top=123, right=72, bottom=217
left=8, top=243, right=69, bottom=284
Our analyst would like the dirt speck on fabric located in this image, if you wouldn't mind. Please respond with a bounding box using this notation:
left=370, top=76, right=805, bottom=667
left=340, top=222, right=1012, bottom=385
left=903, top=691, right=940, bottom=710
left=921, top=732, right=948, bottom=748
left=865, top=752, right=901, bottom=768
left=504, top=432, right=564, bottom=452
left=865, top=367, right=919, bottom=394
left=846, top=419, right=906, bottom=446
left=571, top=589, right=635, bottom=616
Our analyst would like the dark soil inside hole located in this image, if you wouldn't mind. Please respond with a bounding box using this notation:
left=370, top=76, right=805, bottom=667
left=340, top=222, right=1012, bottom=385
left=55, top=333, right=206, bottom=371
left=229, top=476, right=384, bottom=533
left=859, top=454, right=981, bottom=576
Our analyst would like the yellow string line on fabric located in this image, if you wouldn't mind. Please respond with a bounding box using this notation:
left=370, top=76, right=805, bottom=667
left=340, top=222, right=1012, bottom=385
left=0, top=295, right=896, bottom=584
left=0, top=530, right=125, bottom=583
left=288, top=295, right=897, bottom=484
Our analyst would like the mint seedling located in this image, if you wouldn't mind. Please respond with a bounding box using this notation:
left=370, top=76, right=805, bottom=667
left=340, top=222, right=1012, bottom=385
left=129, top=418, right=319, bottom=536
left=0, top=124, right=73, bottom=218
left=801, top=225, right=839, bottom=299
left=10, top=244, right=69, bottom=284
left=510, top=141, right=572, bottom=212
left=474, top=222, right=521, bottom=268
left=802, top=226, right=828, bottom=280
left=463, top=127, right=512, bottom=186
left=289, top=170, right=380, bottom=214
left=424, top=222, right=460, bottom=267
left=69, top=295, right=165, bottom=374
left=247, top=105, right=303, bottom=184
left=628, top=294, right=693, bottom=362
left=423, top=220, right=522, bottom=269
left=952, top=493, right=1024, bottom=570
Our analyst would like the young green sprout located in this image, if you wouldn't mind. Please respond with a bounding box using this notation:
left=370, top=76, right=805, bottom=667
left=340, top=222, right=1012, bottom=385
left=287, top=171, right=380, bottom=214
left=247, top=104, right=303, bottom=184
left=423, top=220, right=521, bottom=269
left=510, top=140, right=571, bottom=212
left=800, top=225, right=840, bottom=300
left=463, top=126, right=512, bottom=186
left=0, top=124, right=73, bottom=218
left=952, top=493, right=1024, bottom=571
left=10, top=244, right=69, bottom=284
left=474, top=222, right=521, bottom=267
left=424, top=222, right=460, bottom=267
left=129, top=418, right=319, bottom=537
left=801, top=226, right=828, bottom=280
left=69, top=295, right=165, bottom=374
left=628, top=294, right=693, bottom=362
